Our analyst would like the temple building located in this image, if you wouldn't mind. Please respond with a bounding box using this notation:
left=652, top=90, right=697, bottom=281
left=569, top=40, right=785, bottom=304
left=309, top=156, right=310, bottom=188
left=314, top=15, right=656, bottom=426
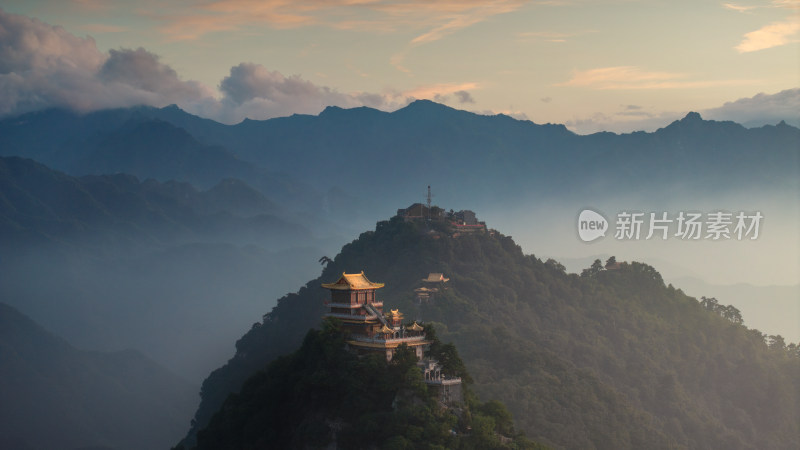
left=422, top=272, right=450, bottom=284
left=419, top=360, right=463, bottom=405
left=321, top=271, right=463, bottom=405
left=322, top=272, right=429, bottom=361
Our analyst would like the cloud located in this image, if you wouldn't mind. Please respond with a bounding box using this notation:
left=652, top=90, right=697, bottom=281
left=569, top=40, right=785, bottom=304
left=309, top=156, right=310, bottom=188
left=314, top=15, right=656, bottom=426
left=0, top=10, right=483, bottom=124
left=0, top=10, right=105, bottom=74
left=156, top=1, right=527, bottom=43
left=772, top=0, right=800, bottom=10
left=564, top=89, right=800, bottom=134
left=476, top=108, right=530, bottom=120
left=556, top=66, right=756, bottom=90
left=403, top=82, right=479, bottom=100
left=735, top=18, right=800, bottom=52
left=0, top=9, right=211, bottom=117
left=557, top=66, right=684, bottom=89
left=99, top=48, right=210, bottom=101
left=723, top=3, right=757, bottom=13
left=390, top=52, right=411, bottom=74
left=564, top=109, right=686, bottom=135
left=454, top=90, right=475, bottom=103
left=408, top=1, right=523, bottom=44
left=702, top=88, right=800, bottom=126
left=206, top=63, right=480, bottom=123
left=210, top=62, right=397, bottom=122
left=723, top=1, right=799, bottom=12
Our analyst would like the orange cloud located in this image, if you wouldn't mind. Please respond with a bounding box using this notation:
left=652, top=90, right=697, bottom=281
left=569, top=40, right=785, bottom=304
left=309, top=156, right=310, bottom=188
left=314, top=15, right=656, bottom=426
left=557, top=66, right=756, bottom=90
left=155, top=0, right=528, bottom=42
left=722, top=3, right=757, bottom=13
left=735, top=19, right=800, bottom=52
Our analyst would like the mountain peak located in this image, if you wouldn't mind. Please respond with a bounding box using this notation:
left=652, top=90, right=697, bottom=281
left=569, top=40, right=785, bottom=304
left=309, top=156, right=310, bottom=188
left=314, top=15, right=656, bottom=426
left=320, top=105, right=344, bottom=115
left=392, top=99, right=460, bottom=116
left=681, top=111, right=703, bottom=122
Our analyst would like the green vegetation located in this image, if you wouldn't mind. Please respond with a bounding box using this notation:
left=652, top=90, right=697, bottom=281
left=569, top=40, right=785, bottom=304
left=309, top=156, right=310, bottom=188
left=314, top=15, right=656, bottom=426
left=183, top=216, right=800, bottom=449
left=188, top=318, right=539, bottom=449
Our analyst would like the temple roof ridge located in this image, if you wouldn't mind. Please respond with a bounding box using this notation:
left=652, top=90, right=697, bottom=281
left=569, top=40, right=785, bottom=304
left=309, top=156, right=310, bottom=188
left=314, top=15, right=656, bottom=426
left=321, top=271, right=385, bottom=290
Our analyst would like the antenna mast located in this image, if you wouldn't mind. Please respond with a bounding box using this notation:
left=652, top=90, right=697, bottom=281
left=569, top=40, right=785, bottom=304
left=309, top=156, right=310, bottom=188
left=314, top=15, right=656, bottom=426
left=426, top=185, right=433, bottom=221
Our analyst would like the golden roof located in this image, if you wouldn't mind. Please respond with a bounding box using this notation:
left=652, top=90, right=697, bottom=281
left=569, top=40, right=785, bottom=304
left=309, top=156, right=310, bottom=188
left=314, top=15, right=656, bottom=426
left=407, top=322, right=423, bottom=331
left=321, top=271, right=385, bottom=290
left=379, top=324, right=393, bottom=334
left=388, top=309, right=404, bottom=318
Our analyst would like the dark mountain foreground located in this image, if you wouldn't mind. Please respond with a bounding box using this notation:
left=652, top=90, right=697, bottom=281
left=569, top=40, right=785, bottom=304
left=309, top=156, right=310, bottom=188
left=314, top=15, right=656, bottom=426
left=0, top=302, right=197, bottom=450
left=181, top=319, right=545, bottom=449
left=182, top=212, right=800, bottom=449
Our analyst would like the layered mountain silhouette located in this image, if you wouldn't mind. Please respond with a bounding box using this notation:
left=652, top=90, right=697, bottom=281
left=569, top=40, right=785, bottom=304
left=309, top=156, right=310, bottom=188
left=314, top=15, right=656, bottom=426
left=2, top=100, right=796, bottom=222
left=0, top=302, right=197, bottom=450
left=0, top=156, right=330, bottom=380
left=0, top=156, right=306, bottom=248
left=181, top=215, right=800, bottom=449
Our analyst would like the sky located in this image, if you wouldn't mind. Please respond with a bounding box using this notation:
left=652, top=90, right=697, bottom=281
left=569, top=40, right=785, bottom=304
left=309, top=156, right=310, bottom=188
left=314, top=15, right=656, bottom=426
left=1, top=0, right=798, bottom=133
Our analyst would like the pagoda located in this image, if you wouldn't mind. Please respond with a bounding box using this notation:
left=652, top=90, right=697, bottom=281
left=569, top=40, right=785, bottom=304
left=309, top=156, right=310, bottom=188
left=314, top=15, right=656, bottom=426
left=322, top=271, right=429, bottom=361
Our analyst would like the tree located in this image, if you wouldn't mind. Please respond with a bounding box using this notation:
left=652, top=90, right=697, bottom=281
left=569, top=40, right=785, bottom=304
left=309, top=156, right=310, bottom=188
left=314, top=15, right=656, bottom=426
left=700, top=296, right=719, bottom=312
left=545, top=258, right=566, bottom=273
left=721, top=305, right=743, bottom=324
left=768, top=335, right=786, bottom=351
left=581, top=259, right=604, bottom=277
left=605, top=256, right=617, bottom=268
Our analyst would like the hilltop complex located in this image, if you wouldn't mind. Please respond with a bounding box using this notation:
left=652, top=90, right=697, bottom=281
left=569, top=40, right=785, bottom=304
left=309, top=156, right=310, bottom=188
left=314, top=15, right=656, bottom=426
left=322, top=271, right=462, bottom=404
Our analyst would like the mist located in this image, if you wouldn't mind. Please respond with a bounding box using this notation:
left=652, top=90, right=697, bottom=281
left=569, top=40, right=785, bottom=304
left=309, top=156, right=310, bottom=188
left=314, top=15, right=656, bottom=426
left=478, top=188, right=800, bottom=342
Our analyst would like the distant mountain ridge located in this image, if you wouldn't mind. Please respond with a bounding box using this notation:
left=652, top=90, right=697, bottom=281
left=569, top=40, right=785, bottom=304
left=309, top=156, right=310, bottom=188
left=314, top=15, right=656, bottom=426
left=0, top=302, right=197, bottom=450
left=0, top=156, right=307, bottom=249
left=1, top=100, right=796, bottom=221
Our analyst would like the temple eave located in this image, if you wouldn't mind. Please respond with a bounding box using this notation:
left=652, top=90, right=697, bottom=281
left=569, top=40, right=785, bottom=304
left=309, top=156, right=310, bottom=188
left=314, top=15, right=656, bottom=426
left=347, top=339, right=431, bottom=350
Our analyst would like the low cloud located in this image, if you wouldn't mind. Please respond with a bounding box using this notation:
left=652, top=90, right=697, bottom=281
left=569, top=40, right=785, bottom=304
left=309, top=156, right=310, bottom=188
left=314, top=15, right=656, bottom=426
left=212, top=62, right=405, bottom=123
left=98, top=48, right=210, bottom=103
left=454, top=90, right=475, bottom=104
left=565, top=89, right=800, bottom=134
left=702, top=88, right=800, bottom=126
left=403, top=82, right=479, bottom=100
